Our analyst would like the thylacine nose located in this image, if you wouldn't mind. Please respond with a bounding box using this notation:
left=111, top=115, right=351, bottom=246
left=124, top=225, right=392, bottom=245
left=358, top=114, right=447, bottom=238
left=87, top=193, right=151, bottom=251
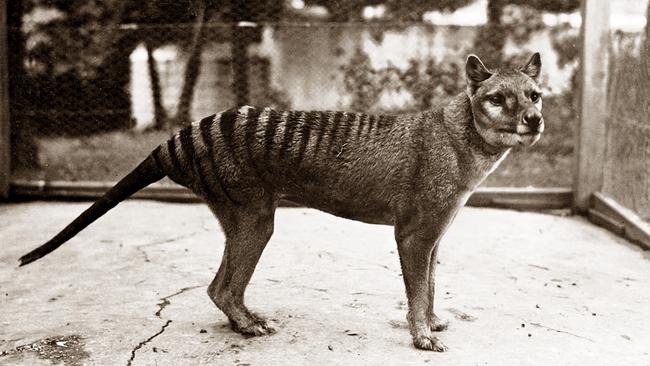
left=523, top=111, right=542, bottom=130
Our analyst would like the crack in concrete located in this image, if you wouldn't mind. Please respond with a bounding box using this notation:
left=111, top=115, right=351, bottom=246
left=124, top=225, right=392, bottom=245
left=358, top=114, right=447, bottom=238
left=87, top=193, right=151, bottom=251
left=199, top=216, right=216, bottom=233
left=524, top=319, right=595, bottom=343
left=155, top=285, right=205, bottom=318
left=140, top=232, right=200, bottom=247
left=126, top=285, right=206, bottom=366
left=126, top=320, right=172, bottom=366
left=133, top=220, right=217, bottom=265
left=134, top=232, right=201, bottom=263
left=125, top=285, right=207, bottom=365
left=136, top=246, right=151, bottom=263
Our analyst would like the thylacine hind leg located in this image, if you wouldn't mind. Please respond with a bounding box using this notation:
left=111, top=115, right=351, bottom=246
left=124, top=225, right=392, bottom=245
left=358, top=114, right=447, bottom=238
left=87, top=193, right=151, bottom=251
left=206, top=195, right=277, bottom=336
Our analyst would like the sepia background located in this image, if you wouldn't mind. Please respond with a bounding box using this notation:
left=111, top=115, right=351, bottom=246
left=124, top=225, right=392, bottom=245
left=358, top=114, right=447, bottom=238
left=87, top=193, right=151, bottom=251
left=1, top=1, right=650, bottom=365
left=2, top=0, right=607, bottom=187
left=4, top=1, right=649, bottom=209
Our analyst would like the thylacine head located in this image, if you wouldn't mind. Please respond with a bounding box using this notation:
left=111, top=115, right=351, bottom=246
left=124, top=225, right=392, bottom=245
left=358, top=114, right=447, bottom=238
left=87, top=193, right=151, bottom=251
left=465, top=53, right=544, bottom=149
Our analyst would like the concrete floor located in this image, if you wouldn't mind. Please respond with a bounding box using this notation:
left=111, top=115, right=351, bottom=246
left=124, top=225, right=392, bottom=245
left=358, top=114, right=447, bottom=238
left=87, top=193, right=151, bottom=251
left=1, top=200, right=649, bottom=365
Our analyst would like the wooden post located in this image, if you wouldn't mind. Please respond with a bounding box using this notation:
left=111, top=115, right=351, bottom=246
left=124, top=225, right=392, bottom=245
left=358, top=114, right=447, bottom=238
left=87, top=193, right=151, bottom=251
left=231, top=24, right=250, bottom=106
left=574, top=0, right=610, bottom=211
left=0, top=0, right=10, bottom=199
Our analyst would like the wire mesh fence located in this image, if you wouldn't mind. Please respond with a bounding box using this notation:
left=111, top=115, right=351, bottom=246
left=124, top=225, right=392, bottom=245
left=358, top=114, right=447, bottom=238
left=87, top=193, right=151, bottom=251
left=8, top=0, right=581, bottom=188
left=604, top=0, right=650, bottom=220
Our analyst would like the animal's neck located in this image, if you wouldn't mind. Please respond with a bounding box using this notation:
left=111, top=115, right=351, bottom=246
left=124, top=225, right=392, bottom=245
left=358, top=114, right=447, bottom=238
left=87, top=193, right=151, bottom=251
left=447, top=92, right=510, bottom=157
left=443, top=92, right=511, bottom=186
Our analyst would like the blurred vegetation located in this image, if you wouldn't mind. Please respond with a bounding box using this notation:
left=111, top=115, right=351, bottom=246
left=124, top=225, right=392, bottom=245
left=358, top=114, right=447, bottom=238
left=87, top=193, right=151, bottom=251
left=305, top=0, right=475, bottom=22
left=6, top=0, right=613, bottom=188
left=336, top=0, right=585, bottom=187
left=342, top=48, right=464, bottom=112
left=14, top=0, right=281, bottom=134
left=473, top=0, right=580, bottom=66
left=599, top=0, right=650, bottom=218
left=339, top=47, right=578, bottom=187
left=9, top=0, right=279, bottom=170
left=12, top=0, right=474, bottom=139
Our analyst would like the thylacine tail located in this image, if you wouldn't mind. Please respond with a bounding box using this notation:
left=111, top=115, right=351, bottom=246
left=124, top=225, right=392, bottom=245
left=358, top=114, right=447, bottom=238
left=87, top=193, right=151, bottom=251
left=19, top=149, right=166, bottom=266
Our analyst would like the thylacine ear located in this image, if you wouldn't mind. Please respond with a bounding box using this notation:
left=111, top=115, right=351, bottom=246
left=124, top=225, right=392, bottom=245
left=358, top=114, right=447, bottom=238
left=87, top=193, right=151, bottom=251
left=466, top=54, right=493, bottom=93
left=520, top=52, right=541, bottom=80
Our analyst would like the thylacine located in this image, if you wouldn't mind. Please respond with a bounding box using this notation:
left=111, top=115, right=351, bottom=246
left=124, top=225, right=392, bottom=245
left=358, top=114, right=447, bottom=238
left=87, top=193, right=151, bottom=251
left=20, top=53, right=544, bottom=351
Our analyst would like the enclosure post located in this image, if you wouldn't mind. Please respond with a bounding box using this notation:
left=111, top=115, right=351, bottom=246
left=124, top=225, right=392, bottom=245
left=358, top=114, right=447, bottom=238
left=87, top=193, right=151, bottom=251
left=0, top=0, right=10, bottom=199
left=574, top=0, right=610, bottom=211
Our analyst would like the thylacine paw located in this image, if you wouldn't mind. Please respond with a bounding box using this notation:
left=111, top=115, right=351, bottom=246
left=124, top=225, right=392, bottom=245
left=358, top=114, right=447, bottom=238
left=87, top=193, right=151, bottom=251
left=429, top=316, right=449, bottom=332
left=413, top=335, right=448, bottom=352
left=229, top=318, right=275, bottom=337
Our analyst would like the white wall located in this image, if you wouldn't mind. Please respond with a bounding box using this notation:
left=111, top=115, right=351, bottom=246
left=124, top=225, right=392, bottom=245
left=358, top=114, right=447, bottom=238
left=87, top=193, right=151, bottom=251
left=129, top=24, right=576, bottom=127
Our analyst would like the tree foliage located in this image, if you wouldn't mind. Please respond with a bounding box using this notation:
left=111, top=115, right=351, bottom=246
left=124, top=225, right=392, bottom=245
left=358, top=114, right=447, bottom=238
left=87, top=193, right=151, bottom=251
left=16, top=0, right=584, bottom=132
left=305, top=0, right=474, bottom=21
left=473, top=0, right=580, bottom=66
left=342, top=48, right=464, bottom=112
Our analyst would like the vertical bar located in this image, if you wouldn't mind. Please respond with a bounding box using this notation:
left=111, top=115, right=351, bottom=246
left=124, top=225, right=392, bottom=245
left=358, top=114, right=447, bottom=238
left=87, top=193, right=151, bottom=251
left=0, top=0, right=10, bottom=199
left=574, top=0, right=610, bottom=211
left=231, top=24, right=250, bottom=107
left=229, top=0, right=253, bottom=107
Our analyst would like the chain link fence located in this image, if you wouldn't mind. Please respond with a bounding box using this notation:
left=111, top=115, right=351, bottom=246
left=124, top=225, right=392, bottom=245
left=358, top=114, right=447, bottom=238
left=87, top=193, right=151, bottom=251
left=604, top=0, right=650, bottom=220
left=8, top=0, right=580, bottom=187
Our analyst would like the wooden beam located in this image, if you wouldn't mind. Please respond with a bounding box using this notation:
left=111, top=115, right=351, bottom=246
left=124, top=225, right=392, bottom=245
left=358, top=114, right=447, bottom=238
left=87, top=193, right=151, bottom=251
left=0, top=0, right=9, bottom=199
left=10, top=180, right=572, bottom=210
left=0, top=1, right=9, bottom=200
left=589, top=192, right=650, bottom=251
left=10, top=180, right=201, bottom=203
left=467, top=187, right=572, bottom=210
left=574, top=0, right=610, bottom=210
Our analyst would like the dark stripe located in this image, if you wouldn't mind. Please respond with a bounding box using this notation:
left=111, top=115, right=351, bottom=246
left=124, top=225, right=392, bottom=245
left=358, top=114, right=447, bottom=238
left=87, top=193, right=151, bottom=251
left=374, top=115, right=384, bottom=136
left=167, top=137, right=183, bottom=174
left=180, top=125, right=209, bottom=194
left=339, top=112, right=355, bottom=148
left=311, top=111, right=330, bottom=157
left=356, top=114, right=368, bottom=140
left=200, top=115, right=238, bottom=204
left=367, top=113, right=377, bottom=135
left=199, top=116, right=217, bottom=157
left=263, top=109, right=281, bottom=162
left=279, top=111, right=299, bottom=159
left=295, top=111, right=316, bottom=164
left=179, top=126, right=196, bottom=165
left=372, top=115, right=384, bottom=136
left=326, top=111, right=345, bottom=154
left=192, top=115, right=220, bottom=199
left=376, top=115, right=395, bottom=137
left=219, top=108, right=239, bottom=165
left=244, top=107, right=263, bottom=176
left=151, top=145, right=165, bottom=173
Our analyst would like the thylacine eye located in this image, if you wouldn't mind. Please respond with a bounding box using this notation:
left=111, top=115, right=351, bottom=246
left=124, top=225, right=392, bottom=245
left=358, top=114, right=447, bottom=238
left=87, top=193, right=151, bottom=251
left=530, top=92, right=541, bottom=103
left=488, top=94, right=503, bottom=106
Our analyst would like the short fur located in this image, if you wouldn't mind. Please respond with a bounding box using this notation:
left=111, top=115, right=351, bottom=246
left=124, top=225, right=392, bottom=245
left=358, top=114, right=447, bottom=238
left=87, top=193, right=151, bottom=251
left=20, top=54, right=544, bottom=351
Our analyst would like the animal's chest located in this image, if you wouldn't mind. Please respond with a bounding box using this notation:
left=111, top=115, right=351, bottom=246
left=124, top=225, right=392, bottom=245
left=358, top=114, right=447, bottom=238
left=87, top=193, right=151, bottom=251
left=459, top=150, right=510, bottom=205
left=416, top=149, right=509, bottom=209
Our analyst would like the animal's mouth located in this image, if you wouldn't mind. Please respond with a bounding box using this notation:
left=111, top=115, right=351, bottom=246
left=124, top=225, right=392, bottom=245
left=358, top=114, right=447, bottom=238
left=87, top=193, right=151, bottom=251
left=519, top=131, right=540, bottom=136
left=497, top=127, right=542, bottom=136
left=495, top=127, right=542, bottom=147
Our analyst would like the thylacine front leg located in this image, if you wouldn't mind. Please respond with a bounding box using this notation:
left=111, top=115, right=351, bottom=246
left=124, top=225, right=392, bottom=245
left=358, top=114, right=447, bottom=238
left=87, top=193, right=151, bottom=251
left=426, top=203, right=465, bottom=333
left=395, top=211, right=448, bottom=352
left=428, top=244, right=449, bottom=332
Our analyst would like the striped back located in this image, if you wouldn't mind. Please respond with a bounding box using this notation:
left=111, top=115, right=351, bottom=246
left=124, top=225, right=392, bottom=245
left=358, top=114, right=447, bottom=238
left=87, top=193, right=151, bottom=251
left=154, top=106, right=398, bottom=199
